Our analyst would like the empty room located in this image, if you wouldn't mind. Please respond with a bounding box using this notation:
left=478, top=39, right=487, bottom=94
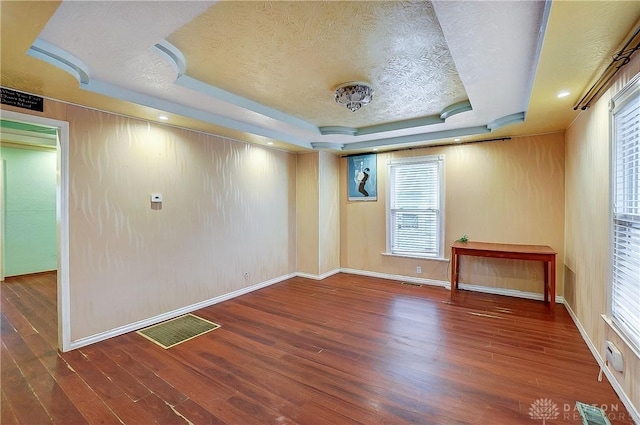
left=1, top=1, right=639, bottom=424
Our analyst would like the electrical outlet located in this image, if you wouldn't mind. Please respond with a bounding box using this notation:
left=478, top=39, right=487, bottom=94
left=416, top=266, right=422, bottom=274
left=606, top=340, right=624, bottom=372
left=244, top=272, right=249, bottom=280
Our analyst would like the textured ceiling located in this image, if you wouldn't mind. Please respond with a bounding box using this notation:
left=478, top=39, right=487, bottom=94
left=1, top=1, right=639, bottom=153
left=168, top=1, right=466, bottom=128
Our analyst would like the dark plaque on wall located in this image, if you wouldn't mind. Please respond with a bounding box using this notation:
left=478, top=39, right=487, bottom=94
left=1, top=88, right=44, bottom=112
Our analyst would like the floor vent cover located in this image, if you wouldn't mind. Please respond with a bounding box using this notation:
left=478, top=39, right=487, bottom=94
left=576, top=402, right=611, bottom=425
left=136, top=314, right=220, bottom=349
left=401, top=282, right=423, bottom=287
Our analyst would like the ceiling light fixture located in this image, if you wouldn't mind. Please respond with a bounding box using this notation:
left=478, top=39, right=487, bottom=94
left=557, top=91, right=570, bottom=98
left=158, top=115, right=169, bottom=120
left=334, top=82, right=374, bottom=112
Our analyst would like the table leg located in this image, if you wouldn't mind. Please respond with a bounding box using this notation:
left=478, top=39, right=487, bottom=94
left=450, top=249, right=458, bottom=296
left=550, top=256, right=556, bottom=312
left=543, top=261, right=549, bottom=304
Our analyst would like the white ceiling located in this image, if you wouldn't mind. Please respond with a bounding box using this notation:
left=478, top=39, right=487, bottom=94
left=28, top=0, right=546, bottom=152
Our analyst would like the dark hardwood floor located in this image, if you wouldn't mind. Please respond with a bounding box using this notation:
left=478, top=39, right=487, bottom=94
left=1, top=272, right=634, bottom=424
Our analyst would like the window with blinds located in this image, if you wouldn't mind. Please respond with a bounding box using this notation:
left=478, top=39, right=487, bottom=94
left=611, top=73, right=640, bottom=352
left=387, top=155, right=444, bottom=258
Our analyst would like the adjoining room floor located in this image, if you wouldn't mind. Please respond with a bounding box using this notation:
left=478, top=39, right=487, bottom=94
left=1, top=272, right=633, bottom=424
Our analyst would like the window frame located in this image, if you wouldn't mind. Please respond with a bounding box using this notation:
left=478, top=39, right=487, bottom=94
left=385, top=154, right=445, bottom=260
left=609, top=71, right=640, bottom=354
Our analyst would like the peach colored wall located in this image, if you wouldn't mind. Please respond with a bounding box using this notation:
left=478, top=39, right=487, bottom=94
left=565, top=55, right=639, bottom=415
left=340, top=134, right=565, bottom=296
left=296, top=151, right=340, bottom=276
left=296, top=152, right=320, bottom=275
left=66, top=106, right=297, bottom=339
left=318, top=151, right=340, bottom=275
left=3, top=101, right=297, bottom=340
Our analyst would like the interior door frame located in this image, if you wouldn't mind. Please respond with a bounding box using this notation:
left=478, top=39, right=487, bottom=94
left=0, top=158, right=4, bottom=282
left=0, top=109, right=71, bottom=352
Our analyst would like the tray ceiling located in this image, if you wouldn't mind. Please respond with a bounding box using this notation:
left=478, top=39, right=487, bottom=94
left=2, top=1, right=639, bottom=153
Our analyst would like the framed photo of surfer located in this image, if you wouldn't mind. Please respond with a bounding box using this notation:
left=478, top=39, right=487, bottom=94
left=347, top=153, right=377, bottom=201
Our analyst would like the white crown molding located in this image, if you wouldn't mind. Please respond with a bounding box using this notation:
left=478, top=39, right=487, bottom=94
left=26, top=37, right=530, bottom=152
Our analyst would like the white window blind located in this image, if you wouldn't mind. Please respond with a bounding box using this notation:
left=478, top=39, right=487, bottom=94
left=611, top=73, right=640, bottom=351
left=388, top=155, right=443, bottom=258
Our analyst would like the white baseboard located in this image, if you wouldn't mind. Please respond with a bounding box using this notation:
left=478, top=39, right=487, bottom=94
left=68, top=269, right=564, bottom=351
left=563, top=303, right=640, bottom=425
left=295, top=268, right=341, bottom=281
left=67, top=272, right=296, bottom=351
left=67, top=267, right=638, bottom=423
left=458, top=282, right=565, bottom=304
left=339, top=268, right=565, bottom=304
left=340, top=268, right=639, bottom=422
left=339, top=267, right=449, bottom=288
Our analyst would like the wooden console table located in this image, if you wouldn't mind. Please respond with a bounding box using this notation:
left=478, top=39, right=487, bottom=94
left=450, top=241, right=557, bottom=311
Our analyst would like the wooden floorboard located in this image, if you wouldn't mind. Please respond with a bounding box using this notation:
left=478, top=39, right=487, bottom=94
left=0, top=271, right=634, bottom=424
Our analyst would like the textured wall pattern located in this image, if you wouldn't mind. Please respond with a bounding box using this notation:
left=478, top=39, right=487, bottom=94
left=318, top=151, right=340, bottom=275
left=565, top=55, right=639, bottom=414
left=0, top=146, right=57, bottom=276
left=66, top=106, right=296, bottom=339
left=296, top=152, right=320, bottom=275
left=295, top=151, right=340, bottom=276
left=341, top=134, right=565, bottom=294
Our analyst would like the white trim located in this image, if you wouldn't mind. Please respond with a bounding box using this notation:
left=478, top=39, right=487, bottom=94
left=386, top=154, right=445, bottom=258
left=57, top=123, right=71, bottom=352
left=565, top=304, right=640, bottom=425
left=26, top=39, right=315, bottom=150
left=381, top=252, right=449, bottom=262
left=611, top=72, right=640, bottom=114
left=602, top=314, right=640, bottom=361
left=0, top=141, right=56, bottom=152
left=68, top=272, right=296, bottom=351
left=295, top=268, right=341, bottom=281
left=385, top=154, right=445, bottom=165
left=340, top=268, right=449, bottom=288
left=457, top=282, right=565, bottom=304
left=609, top=71, right=640, bottom=357
left=0, top=128, right=57, bottom=148
left=0, top=110, right=71, bottom=352
left=339, top=268, right=566, bottom=304
left=0, top=159, right=4, bottom=282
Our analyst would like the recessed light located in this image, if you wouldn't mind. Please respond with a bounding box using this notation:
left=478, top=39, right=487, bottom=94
left=267, top=142, right=274, bottom=145
left=158, top=115, right=169, bottom=120
left=557, top=91, right=570, bottom=98
left=373, top=148, right=378, bottom=151
left=454, top=138, right=461, bottom=142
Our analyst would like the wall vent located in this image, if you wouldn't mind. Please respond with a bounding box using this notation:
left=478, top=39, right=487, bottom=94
left=576, top=402, right=611, bottom=425
left=401, top=282, right=423, bottom=287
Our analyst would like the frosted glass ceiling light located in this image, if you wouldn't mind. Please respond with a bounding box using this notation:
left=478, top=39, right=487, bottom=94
left=335, top=82, right=374, bottom=112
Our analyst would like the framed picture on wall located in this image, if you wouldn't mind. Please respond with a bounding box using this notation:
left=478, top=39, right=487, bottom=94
left=348, top=153, right=377, bottom=201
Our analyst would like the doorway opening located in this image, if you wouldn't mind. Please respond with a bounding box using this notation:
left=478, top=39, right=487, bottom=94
left=0, top=110, right=70, bottom=351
